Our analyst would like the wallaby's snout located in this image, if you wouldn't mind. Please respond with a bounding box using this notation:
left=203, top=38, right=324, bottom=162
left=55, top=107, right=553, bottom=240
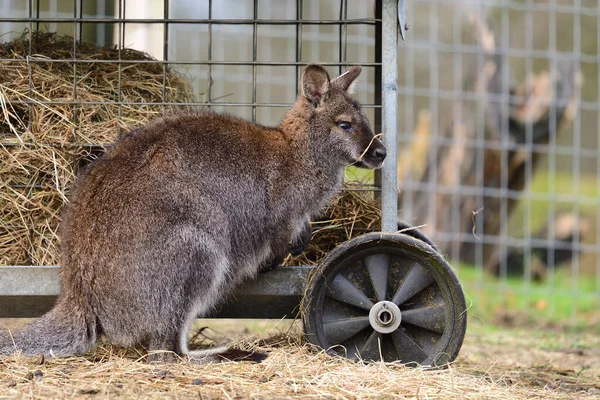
left=350, top=114, right=386, bottom=169
left=358, top=138, right=387, bottom=169
left=373, top=146, right=387, bottom=163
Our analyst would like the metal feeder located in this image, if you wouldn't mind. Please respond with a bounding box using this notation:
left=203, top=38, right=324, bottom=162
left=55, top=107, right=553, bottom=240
left=0, top=0, right=467, bottom=366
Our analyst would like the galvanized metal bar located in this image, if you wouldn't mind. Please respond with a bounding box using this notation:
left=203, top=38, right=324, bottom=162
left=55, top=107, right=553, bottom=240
left=0, top=100, right=382, bottom=108
left=116, top=0, right=123, bottom=137
left=0, top=58, right=383, bottom=66
left=0, top=266, right=61, bottom=297
left=252, top=0, right=258, bottom=122
left=380, top=0, right=398, bottom=232
left=0, top=266, right=312, bottom=319
left=570, top=0, right=583, bottom=324
left=207, top=0, right=212, bottom=108
left=27, top=0, right=33, bottom=137
left=295, top=0, right=302, bottom=96
left=35, top=0, right=39, bottom=33
left=0, top=17, right=380, bottom=25
left=162, top=0, right=169, bottom=115
left=373, top=0, right=382, bottom=201
left=78, top=0, right=83, bottom=41
left=338, top=0, right=345, bottom=76
left=73, top=0, right=79, bottom=143
left=596, top=0, right=600, bottom=317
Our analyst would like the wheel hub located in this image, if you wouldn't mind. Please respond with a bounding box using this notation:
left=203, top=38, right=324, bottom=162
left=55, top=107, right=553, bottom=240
left=368, top=300, right=402, bottom=333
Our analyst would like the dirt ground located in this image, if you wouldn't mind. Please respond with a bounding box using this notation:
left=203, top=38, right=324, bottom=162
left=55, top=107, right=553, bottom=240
left=1, top=318, right=599, bottom=399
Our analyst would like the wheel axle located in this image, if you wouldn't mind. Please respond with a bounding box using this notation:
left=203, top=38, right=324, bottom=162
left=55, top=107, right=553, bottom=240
left=369, top=300, right=402, bottom=333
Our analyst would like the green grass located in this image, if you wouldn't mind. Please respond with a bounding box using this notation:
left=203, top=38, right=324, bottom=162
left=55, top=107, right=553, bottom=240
left=344, top=166, right=375, bottom=183
left=482, top=170, right=599, bottom=330
left=529, top=170, right=599, bottom=200
left=458, top=263, right=599, bottom=331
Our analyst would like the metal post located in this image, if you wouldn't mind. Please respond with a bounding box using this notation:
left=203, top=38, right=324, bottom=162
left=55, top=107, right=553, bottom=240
left=373, top=0, right=382, bottom=201
left=381, top=0, right=398, bottom=232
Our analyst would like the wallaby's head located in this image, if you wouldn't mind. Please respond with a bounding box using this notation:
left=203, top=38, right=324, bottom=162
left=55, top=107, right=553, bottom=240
left=298, top=64, right=386, bottom=169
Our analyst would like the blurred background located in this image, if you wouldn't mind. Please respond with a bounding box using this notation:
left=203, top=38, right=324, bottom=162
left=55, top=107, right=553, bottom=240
left=0, top=0, right=598, bottom=330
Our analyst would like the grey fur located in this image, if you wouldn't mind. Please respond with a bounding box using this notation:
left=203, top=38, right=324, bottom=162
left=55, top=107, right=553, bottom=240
left=0, top=64, right=386, bottom=362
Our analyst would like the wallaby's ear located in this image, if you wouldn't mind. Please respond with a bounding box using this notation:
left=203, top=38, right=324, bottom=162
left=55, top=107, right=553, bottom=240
left=332, top=66, right=362, bottom=93
left=301, top=64, right=331, bottom=107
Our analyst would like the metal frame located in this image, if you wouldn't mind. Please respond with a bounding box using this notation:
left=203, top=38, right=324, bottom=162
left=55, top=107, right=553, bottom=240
left=0, top=265, right=312, bottom=318
left=0, top=0, right=401, bottom=318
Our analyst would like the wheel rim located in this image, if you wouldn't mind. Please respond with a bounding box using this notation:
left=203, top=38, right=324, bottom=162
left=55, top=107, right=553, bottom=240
left=303, top=233, right=467, bottom=366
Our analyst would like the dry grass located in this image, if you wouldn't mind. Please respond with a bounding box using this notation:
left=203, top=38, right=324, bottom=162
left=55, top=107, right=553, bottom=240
left=285, top=185, right=382, bottom=267
left=1, top=319, right=598, bottom=399
left=0, top=31, right=194, bottom=266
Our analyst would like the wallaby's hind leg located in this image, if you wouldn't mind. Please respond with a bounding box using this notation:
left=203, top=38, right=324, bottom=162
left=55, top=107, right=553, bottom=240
left=177, top=290, right=270, bottom=364
left=145, top=330, right=183, bottom=363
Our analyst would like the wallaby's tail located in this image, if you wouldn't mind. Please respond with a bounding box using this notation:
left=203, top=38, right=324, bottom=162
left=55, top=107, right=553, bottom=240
left=0, top=299, right=97, bottom=357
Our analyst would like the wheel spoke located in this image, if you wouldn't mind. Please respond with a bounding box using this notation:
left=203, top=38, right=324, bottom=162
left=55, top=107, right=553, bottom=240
left=358, top=330, right=382, bottom=362
left=326, top=273, right=374, bottom=311
left=390, top=328, right=429, bottom=364
left=365, top=253, right=389, bottom=302
left=401, top=303, right=446, bottom=334
left=322, top=301, right=365, bottom=324
left=323, top=317, right=370, bottom=344
left=391, top=263, right=435, bottom=306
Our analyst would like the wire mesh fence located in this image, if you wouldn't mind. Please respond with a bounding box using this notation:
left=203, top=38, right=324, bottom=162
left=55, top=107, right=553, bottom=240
left=396, top=0, right=599, bottom=327
left=0, top=0, right=598, bottom=327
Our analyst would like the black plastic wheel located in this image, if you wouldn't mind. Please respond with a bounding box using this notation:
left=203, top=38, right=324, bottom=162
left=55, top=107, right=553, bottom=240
left=303, top=232, right=467, bottom=366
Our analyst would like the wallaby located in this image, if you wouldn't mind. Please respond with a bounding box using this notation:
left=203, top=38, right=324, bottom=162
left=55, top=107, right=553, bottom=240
left=0, top=64, right=386, bottom=363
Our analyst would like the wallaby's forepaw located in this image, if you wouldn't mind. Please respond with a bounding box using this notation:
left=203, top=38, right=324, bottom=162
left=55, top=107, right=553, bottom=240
left=259, top=261, right=277, bottom=274
left=289, top=240, right=308, bottom=257
left=289, top=220, right=312, bottom=256
left=259, top=255, right=283, bottom=274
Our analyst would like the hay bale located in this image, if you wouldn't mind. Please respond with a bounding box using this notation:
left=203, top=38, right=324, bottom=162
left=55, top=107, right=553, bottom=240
left=0, top=31, right=194, bottom=265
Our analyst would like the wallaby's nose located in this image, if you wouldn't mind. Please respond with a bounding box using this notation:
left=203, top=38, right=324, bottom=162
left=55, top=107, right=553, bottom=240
left=373, top=146, right=387, bottom=162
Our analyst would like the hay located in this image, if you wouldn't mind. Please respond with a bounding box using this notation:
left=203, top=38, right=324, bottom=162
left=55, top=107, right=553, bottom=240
left=284, top=184, right=382, bottom=267
left=0, top=31, right=195, bottom=265
left=1, top=320, right=598, bottom=399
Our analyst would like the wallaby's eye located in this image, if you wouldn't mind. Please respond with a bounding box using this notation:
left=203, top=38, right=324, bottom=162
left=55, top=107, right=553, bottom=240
left=337, top=121, right=353, bottom=132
